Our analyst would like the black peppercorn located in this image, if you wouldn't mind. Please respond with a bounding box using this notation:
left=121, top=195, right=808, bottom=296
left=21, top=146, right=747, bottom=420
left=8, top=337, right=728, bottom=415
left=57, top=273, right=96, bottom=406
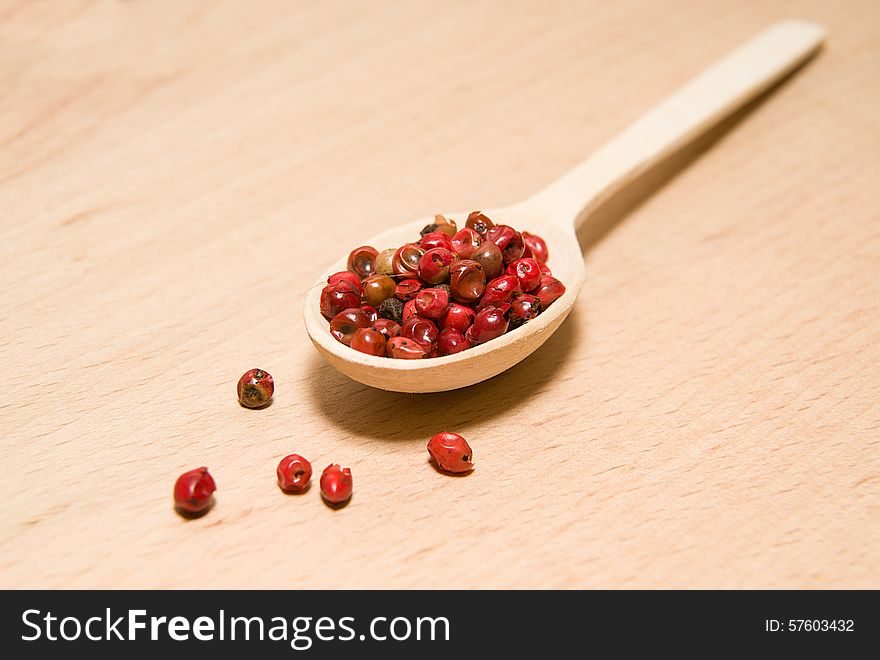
left=420, top=223, right=439, bottom=237
left=378, top=297, right=404, bottom=324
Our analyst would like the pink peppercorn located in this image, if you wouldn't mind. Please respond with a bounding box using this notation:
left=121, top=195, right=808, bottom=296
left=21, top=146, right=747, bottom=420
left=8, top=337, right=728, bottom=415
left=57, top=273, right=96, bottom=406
left=427, top=432, right=474, bottom=473
left=320, top=464, right=353, bottom=505
left=174, top=467, right=217, bottom=515
left=277, top=454, right=312, bottom=493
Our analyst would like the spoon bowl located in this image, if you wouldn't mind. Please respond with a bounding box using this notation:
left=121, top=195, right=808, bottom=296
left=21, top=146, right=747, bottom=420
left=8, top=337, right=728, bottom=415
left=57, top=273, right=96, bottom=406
left=305, top=20, right=825, bottom=393
left=305, top=205, right=584, bottom=392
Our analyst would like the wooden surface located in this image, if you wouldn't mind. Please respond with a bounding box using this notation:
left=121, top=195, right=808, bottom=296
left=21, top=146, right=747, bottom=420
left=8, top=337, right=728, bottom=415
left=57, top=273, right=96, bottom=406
left=1, top=0, right=877, bottom=589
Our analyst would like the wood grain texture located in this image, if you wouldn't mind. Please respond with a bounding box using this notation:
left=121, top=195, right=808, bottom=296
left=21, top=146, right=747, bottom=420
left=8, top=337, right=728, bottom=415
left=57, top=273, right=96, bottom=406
left=1, top=0, right=877, bottom=588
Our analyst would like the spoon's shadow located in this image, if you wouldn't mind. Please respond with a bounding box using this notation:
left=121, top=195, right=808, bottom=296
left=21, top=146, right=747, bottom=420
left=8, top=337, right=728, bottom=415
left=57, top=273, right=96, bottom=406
left=306, top=59, right=814, bottom=440
left=306, top=309, right=583, bottom=443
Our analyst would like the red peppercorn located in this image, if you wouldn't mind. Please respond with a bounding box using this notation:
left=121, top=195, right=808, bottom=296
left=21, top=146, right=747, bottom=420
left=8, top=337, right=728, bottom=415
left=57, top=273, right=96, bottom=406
left=439, top=302, right=476, bottom=333
left=400, top=315, right=439, bottom=349
left=320, top=282, right=361, bottom=320
left=539, top=262, right=553, bottom=276
left=276, top=454, right=312, bottom=493
left=371, top=318, right=401, bottom=340
left=347, top=246, right=379, bottom=279
left=327, top=271, right=362, bottom=293
left=394, top=278, right=423, bottom=301
left=535, top=275, right=566, bottom=309
left=509, top=293, right=541, bottom=329
left=449, top=259, right=486, bottom=304
left=436, top=328, right=470, bottom=356
left=402, top=299, right=418, bottom=322
left=414, top=287, right=451, bottom=319
left=418, top=247, right=456, bottom=285
left=360, top=305, right=378, bottom=323
left=329, top=308, right=372, bottom=346
left=427, top=432, right=474, bottom=473
left=174, top=467, right=217, bottom=515
left=392, top=244, right=425, bottom=276
left=237, top=368, right=275, bottom=408
left=465, top=211, right=494, bottom=236
left=466, top=306, right=509, bottom=344
left=451, top=227, right=483, bottom=259
left=419, top=231, right=454, bottom=252
left=522, top=231, right=549, bottom=263
left=320, top=464, right=353, bottom=504
left=471, top=240, right=503, bottom=279
left=485, top=224, right=525, bottom=264
left=505, top=257, right=542, bottom=293
left=350, top=327, right=387, bottom=356
left=361, top=274, right=396, bottom=307
left=387, top=336, right=427, bottom=359
left=478, top=274, right=522, bottom=310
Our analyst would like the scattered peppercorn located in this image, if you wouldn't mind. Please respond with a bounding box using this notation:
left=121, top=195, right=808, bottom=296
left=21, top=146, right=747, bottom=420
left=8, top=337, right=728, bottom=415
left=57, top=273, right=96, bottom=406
left=320, top=464, right=353, bottom=505
left=237, top=368, right=274, bottom=408
left=174, top=467, right=217, bottom=515
left=427, top=432, right=474, bottom=473
left=323, top=213, right=563, bottom=357
left=277, top=454, right=312, bottom=493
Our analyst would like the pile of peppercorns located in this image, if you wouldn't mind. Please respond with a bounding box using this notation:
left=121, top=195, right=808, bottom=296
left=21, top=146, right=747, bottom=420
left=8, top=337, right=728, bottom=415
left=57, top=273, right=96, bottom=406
left=172, top=369, right=473, bottom=518
left=319, top=211, right=566, bottom=358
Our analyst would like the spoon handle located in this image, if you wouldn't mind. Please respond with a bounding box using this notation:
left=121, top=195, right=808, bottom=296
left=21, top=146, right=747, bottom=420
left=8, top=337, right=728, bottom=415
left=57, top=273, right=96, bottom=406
left=528, top=19, right=826, bottom=230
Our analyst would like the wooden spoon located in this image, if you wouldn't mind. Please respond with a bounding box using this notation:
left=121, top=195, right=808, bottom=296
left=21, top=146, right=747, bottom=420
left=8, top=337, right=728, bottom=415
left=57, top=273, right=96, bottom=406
left=305, top=19, right=826, bottom=393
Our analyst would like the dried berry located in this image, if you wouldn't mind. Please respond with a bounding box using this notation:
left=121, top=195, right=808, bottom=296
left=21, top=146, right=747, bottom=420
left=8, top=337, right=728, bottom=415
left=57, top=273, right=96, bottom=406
left=320, top=282, right=361, bottom=320
left=387, top=336, right=427, bottom=359
left=277, top=454, right=312, bottom=493
left=535, top=275, right=566, bottom=309
left=522, top=232, right=549, bottom=263
left=414, top=287, right=451, bottom=319
left=320, top=464, right=353, bottom=504
left=427, top=432, right=473, bottom=473
left=392, top=244, right=425, bottom=276
left=418, top=248, right=456, bottom=285
left=449, top=259, right=486, bottom=304
left=360, top=305, right=378, bottom=323
left=439, top=303, right=476, bottom=333
left=451, top=228, right=483, bottom=259
left=509, top=294, right=541, bottom=329
left=350, top=327, right=387, bottom=356
left=419, top=231, right=454, bottom=252
left=400, top=315, right=439, bottom=349
left=371, top=318, right=401, bottom=340
left=362, top=274, right=396, bottom=307
left=478, top=274, right=522, bottom=310
left=347, top=246, right=379, bottom=279
left=375, top=248, right=397, bottom=275
left=237, top=368, right=275, bottom=408
left=327, top=271, right=362, bottom=293
left=471, top=240, right=503, bottom=279
left=329, top=308, right=372, bottom=346
left=466, top=306, right=509, bottom=344
left=505, top=258, right=542, bottom=293
left=465, top=211, right=494, bottom=236
left=436, top=328, right=470, bottom=356
left=394, top=278, right=423, bottom=301
left=485, top=225, right=525, bottom=265
left=174, top=467, right=216, bottom=515
left=377, top=297, right=404, bottom=324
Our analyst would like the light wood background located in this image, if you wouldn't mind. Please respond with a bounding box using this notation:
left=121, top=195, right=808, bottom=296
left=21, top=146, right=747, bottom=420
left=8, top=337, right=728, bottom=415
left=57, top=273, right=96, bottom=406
left=1, top=0, right=877, bottom=589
